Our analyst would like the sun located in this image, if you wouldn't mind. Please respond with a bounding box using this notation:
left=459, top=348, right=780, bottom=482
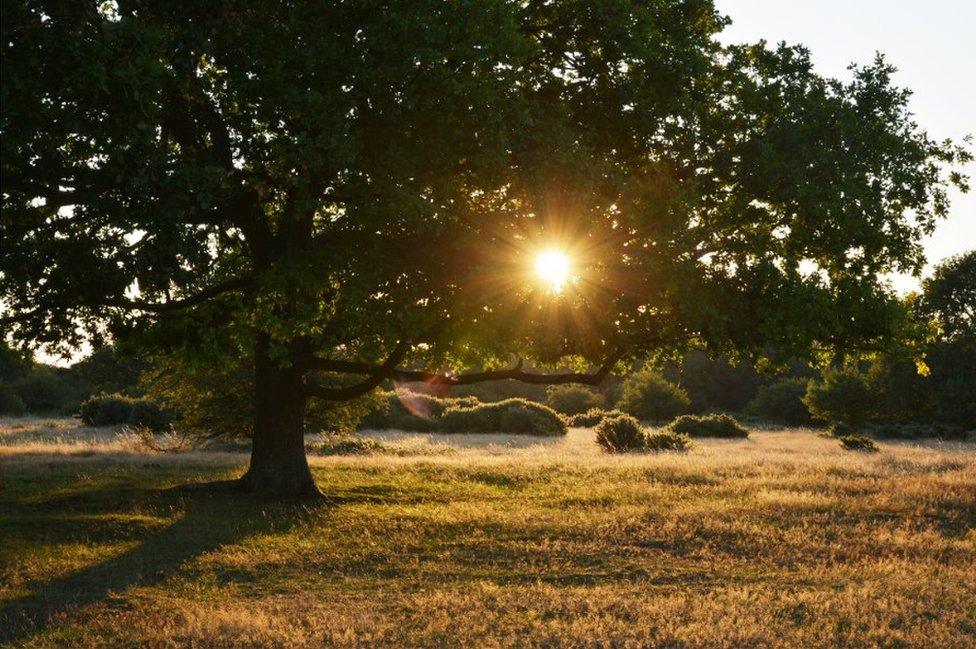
left=534, top=250, right=571, bottom=292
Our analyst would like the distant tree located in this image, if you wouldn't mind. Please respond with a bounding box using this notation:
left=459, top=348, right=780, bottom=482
left=67, top=346, right=147, bottom=396
left=12, top=366, right=67, bottom=413
left=665, top=350, right=763, bottom=412
left=921, top=251, right=976, bottom=427
left=0, top=341, right=31, bottom=383
left=921, top=251, right=976, bottom=342
left=545, top=384, right=604, bottom=415
left=865, top=354, right=931, bottom=423
left=616, top=368, right=691, bottom=422
left=1, top=2, right=968, bottom=495
left=746, top=377, right=812, bottom=425
left=804, top=369, right=875, bottom=425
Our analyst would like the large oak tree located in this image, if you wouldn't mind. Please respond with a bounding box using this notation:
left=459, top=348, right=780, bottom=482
left=1, top=1, right=968, bottom=496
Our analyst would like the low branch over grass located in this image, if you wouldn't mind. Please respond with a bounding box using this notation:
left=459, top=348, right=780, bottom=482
left=305, top=350, right=624, bottom=402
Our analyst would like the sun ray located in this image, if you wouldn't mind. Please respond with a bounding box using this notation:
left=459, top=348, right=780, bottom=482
left=535, top=250, right=571, bottom=292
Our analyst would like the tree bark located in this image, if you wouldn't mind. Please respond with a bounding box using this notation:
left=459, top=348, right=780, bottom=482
left=238, top=335, right=320, bottom=498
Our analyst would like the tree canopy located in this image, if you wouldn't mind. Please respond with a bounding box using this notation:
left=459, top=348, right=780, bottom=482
left=1, top=1, right=969, bottom=495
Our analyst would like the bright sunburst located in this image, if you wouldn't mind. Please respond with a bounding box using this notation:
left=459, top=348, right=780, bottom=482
left=535, top=250, right=571, bottom=292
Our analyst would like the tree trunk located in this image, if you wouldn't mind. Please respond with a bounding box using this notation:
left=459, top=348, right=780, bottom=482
left=239, top=335, right=320, bottom=498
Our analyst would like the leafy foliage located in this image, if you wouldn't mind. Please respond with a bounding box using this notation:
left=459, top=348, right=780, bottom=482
left=665, top=351, right=764, bottom=412
left=665, top=414, right=749, bottom=438
left=865, top=354, right=931, bottom=423
left=79, top=393, right=169, bottom=431
left=440, top=399, right=566, bottom=436
left=566, top=408, right=626, bottom=428
left=616, top=368, right=691, bottom=422
left=142, top=353, right=378, bottom=437
left=925, top=341, right=976, bottom=428
left=1, top=2, right=969, bottom=491
left=359, top=390, right=479, bottom=432
left=746, top=378, right=812, bottom=425
left=594, top=414, right=646, bottom=452
left=644, top=430, right=693, bottom=452
left=803, top=369, right=875, bottom=425
left=545, top=384, right=604, bottom=415
left=10, top=368, right=67, bottom=413
left=0, top=383, right=27, bottom=415
left=920, top=251, right=976, bottom=342
left=838, top=435, right=878, bottom=452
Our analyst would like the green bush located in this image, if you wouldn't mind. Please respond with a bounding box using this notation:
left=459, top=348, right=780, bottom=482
left=358, top=390, right=480, bottom=432
left=79, top=393, right=169, bottom=431
left=665, top=414, right=749, bottom=438
left=594, top=414, right=646, bottom=452
left=803, top=369, right=875, bottom=425
left=829, top=422, right=857, bottom=437
left=126, top=399, right=171, bottom=431
left=567, top=407, right=626, bottom=427
left=645, top=430, right=693, bottom=452
left=13, top=368, right=69, bottom=412
left=440, top=398, right=566, bottom=436
left=616, top=368, right=691, bottom=422
left=0, top=383, right=27, bottom=415
left=746, top=378, right=812, bottom=425
left=80, top=393, right=133, bottom=426
left=545, top=384, right=604, bottom=415
left=838, top=434, right=878, bottom=452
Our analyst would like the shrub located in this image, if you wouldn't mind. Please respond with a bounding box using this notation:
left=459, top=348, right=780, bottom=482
left=803, top=369, right=875, bottom=425
left=314, top=433, right=382, bottom=455
left=616, top=368, right=691, bottom=422
left=829, top=422, right=857, bottom=437
left=665, top=414, right=749, bottom=438
left=545, top=384, right=604, bottom=415
left=79, top=393, right=170, bottom=431
left=440, top=398, right=567, bottom=436
left=838, top=434, right=878, bottom=452
left=126, top=399, right=171, bottom=431
left=594, top=414, right=646, bottom=452
left=13, top=368, right=68, bottom=412
left=746, top=378, right=812, bottom=425
left=358, top=390, right=480, bottom=432
left=645, top=430, right=693, bottom=452
left=0, top=383, right=27, bottom=415
left=80, top=393, right=133, bottom=426
left=567, top=408, right=625, bottom=427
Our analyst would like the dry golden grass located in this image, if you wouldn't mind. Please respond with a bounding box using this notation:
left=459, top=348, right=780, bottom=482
left=1, top=417, right=975, bottom=647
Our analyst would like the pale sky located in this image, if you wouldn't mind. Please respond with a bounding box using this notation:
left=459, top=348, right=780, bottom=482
left=716, top=0, right=976, bottom=292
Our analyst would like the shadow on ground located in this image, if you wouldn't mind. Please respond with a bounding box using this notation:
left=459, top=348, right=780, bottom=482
left=0, top=481, right=321, bottom=645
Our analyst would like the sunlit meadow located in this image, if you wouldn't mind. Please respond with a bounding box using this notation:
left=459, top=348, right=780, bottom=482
left=2, top=417, right=974, bottom=648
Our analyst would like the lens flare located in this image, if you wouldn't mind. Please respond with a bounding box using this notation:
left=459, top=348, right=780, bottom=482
left=535, top=250, right=571, bottom=292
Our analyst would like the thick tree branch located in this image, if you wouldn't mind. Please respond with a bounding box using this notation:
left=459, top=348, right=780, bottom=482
left=0, top=277, right=251, bottom=325
left=306, top=349, right=624, bottom=400
left=304, top=340, right=411, bottom=401
left=100, top=278, right=251, bottom=313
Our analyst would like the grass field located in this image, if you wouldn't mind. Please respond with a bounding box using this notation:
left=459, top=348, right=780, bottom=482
left=1, top=417, right=975, bottom=648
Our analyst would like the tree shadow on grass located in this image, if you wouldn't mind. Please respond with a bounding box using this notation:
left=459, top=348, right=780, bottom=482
left=0, top=481, right=323, bottom=645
